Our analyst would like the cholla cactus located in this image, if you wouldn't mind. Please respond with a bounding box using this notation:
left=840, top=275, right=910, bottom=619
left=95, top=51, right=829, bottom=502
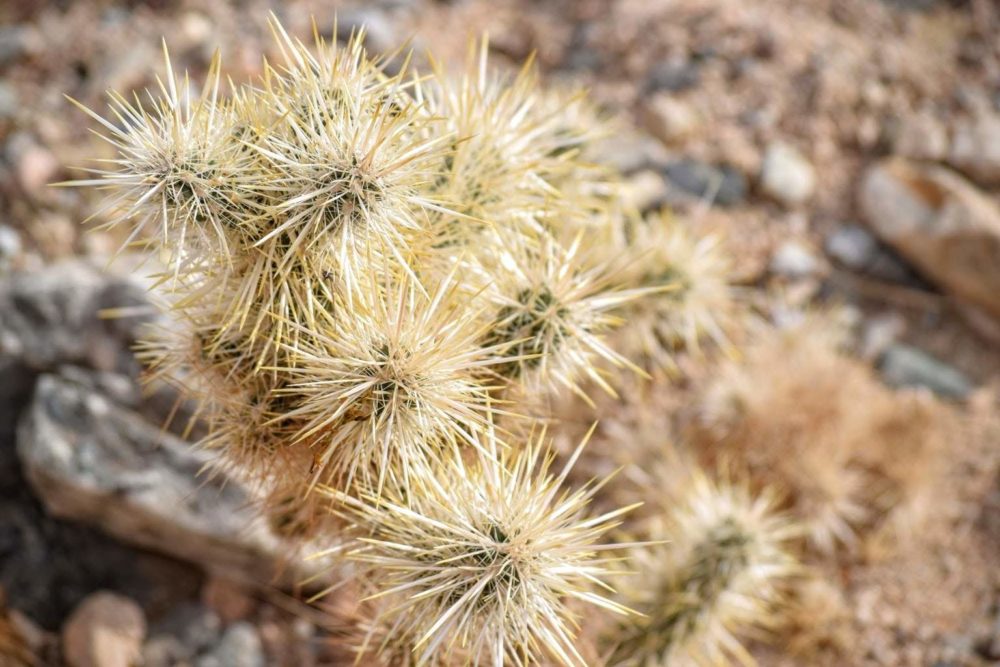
left=70, top=14, right=657, bottom=666
left=329, top=425, right=636, bottom=666
left=610, top=472, right=800, bottom=667
left=615, top=211, right=737, bottom=372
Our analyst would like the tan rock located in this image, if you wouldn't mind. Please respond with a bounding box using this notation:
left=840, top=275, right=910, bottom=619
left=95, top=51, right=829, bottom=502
left=949, top=114, right=1000, bottom=185
left=760, top=141, right=815, bottom=206
left=641, top=93, right=700, bottom=145
left=62, top=592, right=145, bottom=667
left=859, top=158, right=1000, bottom=319
left=11, top=137, right=59, bottom=195
left=893, top=112, right=948, bottom=161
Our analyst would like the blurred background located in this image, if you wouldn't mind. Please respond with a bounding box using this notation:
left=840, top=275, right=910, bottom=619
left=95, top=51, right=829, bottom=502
left=0, top=0, right=998, bottom=665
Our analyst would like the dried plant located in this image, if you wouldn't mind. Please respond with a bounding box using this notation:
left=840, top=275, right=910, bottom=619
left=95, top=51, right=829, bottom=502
left=693, top=313, right=941, bottom=553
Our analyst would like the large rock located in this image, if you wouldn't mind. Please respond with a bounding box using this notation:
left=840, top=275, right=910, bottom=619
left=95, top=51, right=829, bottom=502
left=858, top=159, right=1000, bottom=319
left=16, top=368, right=284, bottom=583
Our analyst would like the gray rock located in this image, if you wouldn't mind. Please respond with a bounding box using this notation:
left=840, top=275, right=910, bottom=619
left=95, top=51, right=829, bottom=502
left=949, top=114, right=1000, bottom=185
left=0, top=27, right=26, bottom=67
left=0, top=82, right=17, bottom=121
left=770, top=240, right=822, bottom=279
left=663, top=159, right=746, bottom=207
left=142, top=637, right=190, bottom=667
left=879, top=0, right=944, bottom=9
left=647, top=58, right=700, bottom=92
left=337, top=8, right=395, bottom=54
left=878, top=344, right=972, bottom=400
left=760, top=141, right=816, bottom=206
left=0, top=225, right=22, bottom=272
left=562, top=22, right=604, bottom=72
left=859, top=159, right=1000, bottom=319
left=149, top=603, right=222, bottom=658
left=824, top=224, right=921, bottom=284
left=0, top=261, right=149, bottom=373
left=195, top=623, right=264, bottom=667
left=16, top=369, right=285, bottom=582
left=825, top=225, right=879, bottom=270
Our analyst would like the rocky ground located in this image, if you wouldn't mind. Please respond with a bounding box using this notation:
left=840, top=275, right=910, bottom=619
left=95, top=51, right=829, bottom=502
left=0, top=0, right=999, bottom=665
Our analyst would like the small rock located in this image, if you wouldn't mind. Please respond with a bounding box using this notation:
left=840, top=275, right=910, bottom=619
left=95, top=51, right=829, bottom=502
left=202, top=577, right=256, bottom=624
left=179, top=11, right=213, bottom=47
left=859, top=159, right=1000, bottom=319
left=892, top=112, right=949, bottom=161
left=0, top=27, right=26, bottom=67
left=0, top=225, right=22, bottom=272
left=196, top=623, right=265, bottom=667
left=641, top=94, right=700, bottom=145
left=759, top=141, right=816, bottom=206
left=663, top=159, right=746, bottom=207
left=878, top=344, right=972, bottom=400
left=151, top=603, right=221, bottom=656
left=646, top=57, right=700, bottom=92
left=0, top=82, right=17, bottom=121
left=622, top=169, right=667, bottom=212
left=825, top=224, right=921, bottom=284
left=949, top=114, right=1000, bottom=185
left=825, top=225, right=878, bottom=270
left=562, top=22, right=603, bottom=72
left=337, top=8, right=395, bottom=54
left=770, top=240, right=822, bottom=279
left=860, top=312, right=907, bottom=361
left=588, top=132, right=668, bottom=174
left=61, top=592, right=146, bottom=667
left=6, top=133, right=60, bottom=196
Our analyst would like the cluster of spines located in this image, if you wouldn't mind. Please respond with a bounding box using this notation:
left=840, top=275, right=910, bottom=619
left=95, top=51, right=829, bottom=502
left=609, top=472, right=800, bottom=666
left=70, top=12, right=767, bottom=665
left=328, top=425, right=637, bottom=666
